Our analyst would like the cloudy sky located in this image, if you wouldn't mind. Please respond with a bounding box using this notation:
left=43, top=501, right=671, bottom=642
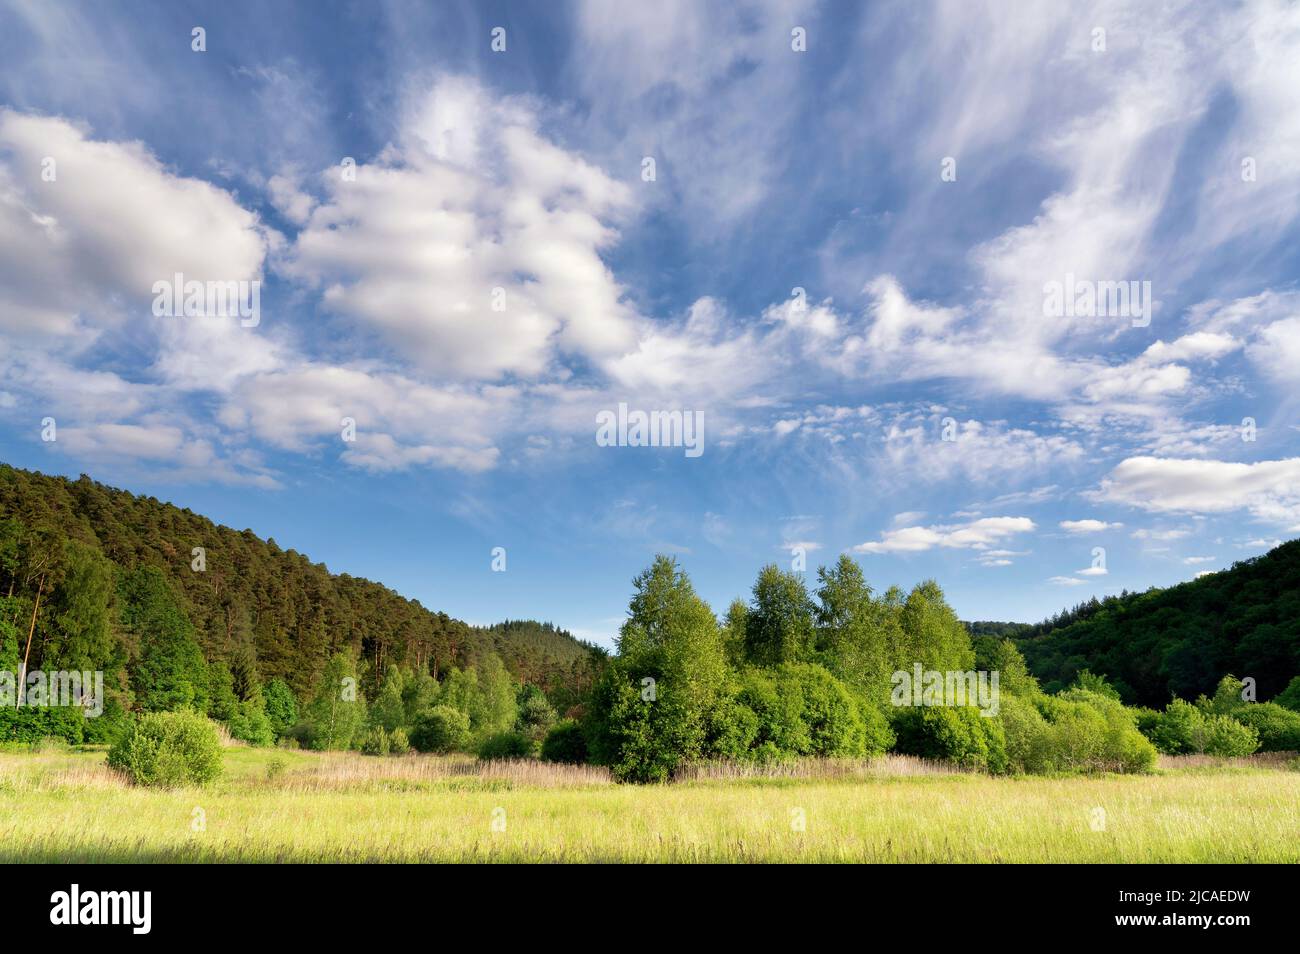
left=1, top=0, right=1298, bottom=644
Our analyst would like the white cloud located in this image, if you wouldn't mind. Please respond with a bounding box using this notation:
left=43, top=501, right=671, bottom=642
left=1059, top=519, right=1122, bottom=534
left=854, top=516, right=1035, bottom=554
left=1096, top=456, right=1300, bottom=525
left=1132, top=527, right=1192, bottom=541
left=882, top=415, right=1084, bottom=484
left=1141, top=332, right=1240, bottom=364
left=0, top=110, right=270, bottom=340
left=283, top=75, right=639, bottom=381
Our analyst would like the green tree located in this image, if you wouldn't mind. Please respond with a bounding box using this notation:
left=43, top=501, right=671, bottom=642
left=262, top=678, right=298, bottom=738
left=587, top=556, right=729, bottom=782
left=744, top=565, right=815, bottom=666
left=302, top=654, right=366, bottom=750
left=898, top=580, right=975, bottom=673
left=814, top=555, right=890, bottom=700
left=120, top=567, right=209, bottom=712
left=370, top=665, right=407, bottom=733
left=410, top=704, right=470, bottom=753
left=43, top=540, right=115, bottom=672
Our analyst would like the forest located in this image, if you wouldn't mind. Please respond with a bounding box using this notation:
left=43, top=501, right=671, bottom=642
left=3, top=462, right=1299, bottom=783
left=983, top=540, right=1300, bottom=706
left=0, top=463, right=601, bottom=749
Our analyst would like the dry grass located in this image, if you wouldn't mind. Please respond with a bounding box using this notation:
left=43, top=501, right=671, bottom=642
left=284, top=752, right=612, bottom=790
left=1157, top=751, right=1300, bottom=770
left=675, top=754, right=964, bottom=781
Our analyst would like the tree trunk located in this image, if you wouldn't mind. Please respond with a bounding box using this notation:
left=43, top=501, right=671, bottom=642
left=17, top=573, right=44, bottom=707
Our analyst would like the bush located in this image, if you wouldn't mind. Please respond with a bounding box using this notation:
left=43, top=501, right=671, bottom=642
left=1148, top=699, right=1201, bottom=754
left=516, top=688, right=557, bottom=743
left=227, top=699, right=274, bottom=747
left=1200, top=712, right=1260, bottom=757
left=1230, top=702, right=1300, bottom=752
left=1054, top=688, right=1158, bottom=773
left=106, top=710, right=222, bottom=787
left=539, top=719, right=589, bottom=764
left=389, top=727, right=410, bottom=755
left=263, top=678, right=298, bottom=738
left=1146, top=698, right=1259, bottom=757
left=999, top=694, right=1054, bottom=774
left=706, top=695, right=761, bottom=760
left=477, top=731, right=533, bottom=760
left=733, top=663, right=890, bottom=761
left=265, top=756, right=288, bottom=781
left=1273, top=676, right=1300, bottom=713
left=0, top=703, right=86, bottom=746
left=892, top=705, right=1008, bottom=772
left=409, top=705, right=470, bottom=753
left=360, top=726, right=390, bottom=756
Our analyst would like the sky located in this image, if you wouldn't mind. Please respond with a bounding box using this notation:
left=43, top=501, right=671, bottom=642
left=0, top=0, right=1298, bottom=647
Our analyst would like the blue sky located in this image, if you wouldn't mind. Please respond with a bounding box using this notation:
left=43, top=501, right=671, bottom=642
left=1, top=0, right=1299, bottom=646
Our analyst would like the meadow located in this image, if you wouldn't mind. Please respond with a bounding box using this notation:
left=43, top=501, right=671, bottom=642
left=2, top=746, right=1298, bottom=863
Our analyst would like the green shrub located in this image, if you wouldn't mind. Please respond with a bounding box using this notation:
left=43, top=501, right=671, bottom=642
left=1200, top=712, right=1260, bottom=757
left=1230, top=702, right=1300, bottom=752
left=0, top=703, right=86, bottom=746
left=892, top=705, right=1007, bottom=772
left=705, top=695, right=760, bottom=760
left=388, top=727, right=410, bottom=755
left=227, top=699, right=274, bottom=747
left=263, top=678, right=298, bottom=738
left=581, top=664, right=673, bottom=782
left=360, top=726, right=391, bottom=756
left=409, top=705, right=470, bottom=753
left=734, top=663, right=889, bottom=761
left=1146, top=698, right=1259, bottom=757
left=999, top=693, right=1054, bottom=773
left=1273, top=676, right=1300, bottom=713
left=1148, top=699, right=1202, bottom=754
left=477, top=731, right=533, bottom=760
left=539, top=719, right=589, bottom=764
left=515, top=688, right=557, bottom=743
left=1050, top=689, right=1157, bottom=772
left=107, top=710, right=222, bottom=787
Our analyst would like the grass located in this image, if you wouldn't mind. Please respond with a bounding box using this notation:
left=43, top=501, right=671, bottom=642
left=1, top=747, right=1297, bottom=862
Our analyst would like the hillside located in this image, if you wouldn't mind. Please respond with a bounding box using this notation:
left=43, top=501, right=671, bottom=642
left=1007, top=540, right=1300, bottom=707
left=0, top=463, right=601, bottom=700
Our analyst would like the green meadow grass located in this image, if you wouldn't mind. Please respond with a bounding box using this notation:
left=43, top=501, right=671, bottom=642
left=2, top=747, right=1297, bottom=863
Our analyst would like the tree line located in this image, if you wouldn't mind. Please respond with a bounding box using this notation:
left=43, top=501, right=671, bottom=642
left=5, top=462, right=1297, bottom=783
left=0, top=463, right=602, bottom=746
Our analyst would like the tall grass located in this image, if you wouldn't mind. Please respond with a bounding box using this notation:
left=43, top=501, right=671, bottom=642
left=288, top=752, right=612, bottom=790
left=2, top=748, right=1297, bottom=862
left=675, top=754, right=964, bottom=781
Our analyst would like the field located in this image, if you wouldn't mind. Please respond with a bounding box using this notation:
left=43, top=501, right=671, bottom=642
left=2, top=746, right=1298, bottom=863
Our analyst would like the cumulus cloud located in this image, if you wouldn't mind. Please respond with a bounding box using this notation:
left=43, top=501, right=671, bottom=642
left=1059, top=519, right=1122, bottom=533
left=1096, top=456, right=1300, bottom=525
left=283, top=75, right=639, bottom=381
left=853, top=516, right=1035, bottom=554
left=0, top=110, right=271, bottom=340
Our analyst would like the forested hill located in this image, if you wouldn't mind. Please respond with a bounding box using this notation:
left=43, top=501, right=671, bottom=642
left=1000, top=540, right=1300, bottom=707
left=0, top=463, right=600, bottom=698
